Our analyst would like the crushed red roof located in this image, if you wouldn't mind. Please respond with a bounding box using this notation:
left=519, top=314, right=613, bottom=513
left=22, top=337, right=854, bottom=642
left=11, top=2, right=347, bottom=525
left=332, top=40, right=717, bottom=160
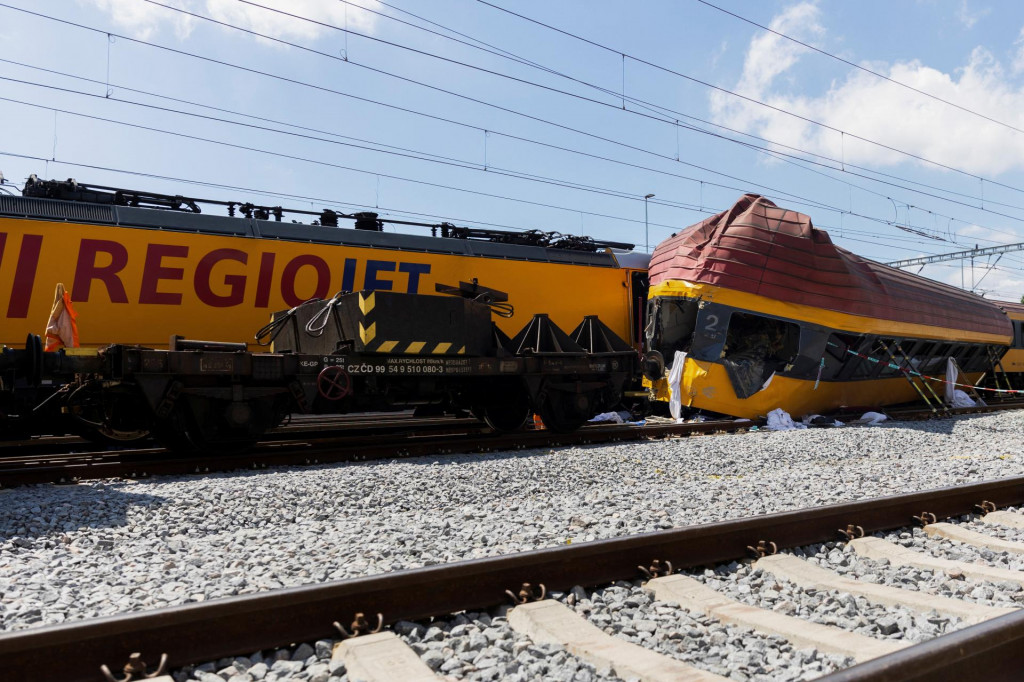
left=649, top=194, right=1011, bottom=338
left=994, top=300, right=1024, bottom=319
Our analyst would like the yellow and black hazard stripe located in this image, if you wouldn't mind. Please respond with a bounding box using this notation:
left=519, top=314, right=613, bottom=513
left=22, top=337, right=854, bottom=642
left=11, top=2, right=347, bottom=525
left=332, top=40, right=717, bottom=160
left=357, top=292, right=467, bottom=355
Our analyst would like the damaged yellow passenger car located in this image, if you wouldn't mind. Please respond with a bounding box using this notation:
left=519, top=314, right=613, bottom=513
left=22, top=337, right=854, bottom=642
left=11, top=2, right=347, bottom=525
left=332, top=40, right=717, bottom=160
left=642, top=194, right=1014, bottom=419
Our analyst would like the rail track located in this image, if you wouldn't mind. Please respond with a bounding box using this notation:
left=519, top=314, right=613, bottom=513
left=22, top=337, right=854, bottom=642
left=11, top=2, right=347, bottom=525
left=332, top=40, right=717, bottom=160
left=3, top=398, right=1023, bottom=490
left=0, top=416, right=760, bottom=488
left=3, top=478, right=1024, bottom=681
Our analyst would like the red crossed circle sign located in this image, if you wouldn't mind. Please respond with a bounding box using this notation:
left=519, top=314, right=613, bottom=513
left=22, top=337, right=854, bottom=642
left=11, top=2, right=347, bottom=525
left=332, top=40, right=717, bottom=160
left=317, top=366, right=352, bottom=400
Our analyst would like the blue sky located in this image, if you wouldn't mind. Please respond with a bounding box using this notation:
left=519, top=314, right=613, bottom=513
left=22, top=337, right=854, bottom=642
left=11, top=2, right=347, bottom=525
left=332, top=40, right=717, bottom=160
left=3, top=0, right=1024, bottom=299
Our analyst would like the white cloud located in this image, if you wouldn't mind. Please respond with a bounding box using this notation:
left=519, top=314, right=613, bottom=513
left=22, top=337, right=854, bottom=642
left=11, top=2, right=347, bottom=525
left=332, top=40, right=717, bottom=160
left=711, top=4, right=1024, bottom=175
left=733, top=1, right=823, bottom=99
left=1013, top=26, right=1024, bottom=73
left=82, top=0, right=377, bottom=43
left=204, top=0, right=376, bottom=43
left=932, top=261, right=1024, bottom=301
left=956, top=223, right=1021, bottom=245
left=956, top=0, right=990, bottom=29
left=84, top=0, right=196, bottom=40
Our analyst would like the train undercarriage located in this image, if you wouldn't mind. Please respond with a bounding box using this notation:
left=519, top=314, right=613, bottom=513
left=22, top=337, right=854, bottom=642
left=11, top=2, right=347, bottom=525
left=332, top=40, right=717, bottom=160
left=0, top=284, right=638, bottom=450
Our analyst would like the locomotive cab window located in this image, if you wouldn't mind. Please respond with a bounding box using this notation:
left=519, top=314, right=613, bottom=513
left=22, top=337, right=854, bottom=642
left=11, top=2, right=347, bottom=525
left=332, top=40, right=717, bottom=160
left=720, top=313, right=800, bottom=399
left=646, top=297, right=700, bottom=359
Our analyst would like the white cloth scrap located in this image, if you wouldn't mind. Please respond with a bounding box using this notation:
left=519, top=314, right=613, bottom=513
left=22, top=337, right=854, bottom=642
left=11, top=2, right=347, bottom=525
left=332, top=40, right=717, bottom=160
left=950, top=389, right=977, bottom=408
left=860, top=411, right=888, bottom=425
left=766, top=408, right=807, bottom=431
left=588, top=411, right=629, bottom=424
left=801, top=414, right=844, bottom=427
left=945, top=357, right=957, bottom=406
left=667, top=350, right=687, bottom=424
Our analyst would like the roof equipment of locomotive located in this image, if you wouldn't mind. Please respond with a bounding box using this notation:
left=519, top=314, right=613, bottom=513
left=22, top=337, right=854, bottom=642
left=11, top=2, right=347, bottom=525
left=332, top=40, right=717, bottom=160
left=1, top=177, right=648, bottom=352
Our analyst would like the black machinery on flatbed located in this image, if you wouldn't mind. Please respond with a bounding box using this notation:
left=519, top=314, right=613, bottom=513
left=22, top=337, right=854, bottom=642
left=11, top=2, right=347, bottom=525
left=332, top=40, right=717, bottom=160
left=0, top=282, right=637, bottom=449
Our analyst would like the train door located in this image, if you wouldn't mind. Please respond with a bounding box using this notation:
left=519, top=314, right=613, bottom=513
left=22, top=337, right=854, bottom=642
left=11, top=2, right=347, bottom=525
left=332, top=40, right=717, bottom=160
left=628, top=269, right=649, bottom=352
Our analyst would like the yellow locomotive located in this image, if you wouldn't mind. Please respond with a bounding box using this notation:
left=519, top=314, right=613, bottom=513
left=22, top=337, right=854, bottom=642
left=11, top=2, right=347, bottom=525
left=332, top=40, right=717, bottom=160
left=0, top=177, right=649, bottom=351
left=0, top=177, right=648, bottom=446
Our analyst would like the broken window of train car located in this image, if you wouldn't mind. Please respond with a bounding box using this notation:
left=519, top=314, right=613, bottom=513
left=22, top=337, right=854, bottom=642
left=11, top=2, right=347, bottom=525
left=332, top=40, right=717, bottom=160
left=822, top=332, right=863, bottom=381
left=646, top=297, right=700, bottom=360
left=720, top=313, right=800, bottom=399
left=875, top=339, right=904, bottom=378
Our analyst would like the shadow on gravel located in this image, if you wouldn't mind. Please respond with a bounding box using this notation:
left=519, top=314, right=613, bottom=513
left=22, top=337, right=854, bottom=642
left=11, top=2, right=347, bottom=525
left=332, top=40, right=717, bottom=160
left=884, top=418, right=968, bottom=436
left=0, top=482, right=169, bottom=541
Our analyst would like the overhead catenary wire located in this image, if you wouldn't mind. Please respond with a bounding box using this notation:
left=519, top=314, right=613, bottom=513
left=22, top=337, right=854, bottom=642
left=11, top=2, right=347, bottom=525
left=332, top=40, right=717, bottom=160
left=5, top=3, right=1023, bottom=243
left=150, top=0, right=1024, bottom=237
left=2, top=149, right=982, bottom=264
left=693, top=0, right=1024, bottom=140
left=0, top=69, right=928, bottom=235
left=472, top=0, right=1024, bottom=198
left=338, top=0, right=1024, bottom=217
left=3, top=3, right=1022, bottom=262
left=197, top=0, right=1024, bottom=223
left=7, top=76, right=1015, bottom=250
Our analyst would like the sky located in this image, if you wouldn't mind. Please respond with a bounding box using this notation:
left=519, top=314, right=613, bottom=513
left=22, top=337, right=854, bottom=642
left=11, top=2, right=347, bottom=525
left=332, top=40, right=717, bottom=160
left=3, top=0, right=1024, bottom=300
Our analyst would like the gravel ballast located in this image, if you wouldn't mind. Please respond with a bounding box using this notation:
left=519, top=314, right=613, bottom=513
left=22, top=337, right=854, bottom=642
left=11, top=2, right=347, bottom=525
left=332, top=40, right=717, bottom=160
left=2, top=411, right=1024, bottom=635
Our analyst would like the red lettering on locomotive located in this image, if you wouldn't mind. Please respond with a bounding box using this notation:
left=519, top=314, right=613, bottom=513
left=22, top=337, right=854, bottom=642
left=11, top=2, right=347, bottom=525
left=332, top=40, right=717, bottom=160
left=280, top=254, right=330, bottom=307
left=139, top=244, right=189, bottom=305
left=195, top=248, right=248, bottom=307
left=7, top=234, right=44, bottom=318
left=73, top=238, right=130, bottom=304
left=255, top=251, right=275, bottom=308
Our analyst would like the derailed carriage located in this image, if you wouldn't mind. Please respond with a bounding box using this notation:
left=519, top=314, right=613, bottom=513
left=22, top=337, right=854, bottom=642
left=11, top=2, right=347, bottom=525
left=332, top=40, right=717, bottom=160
left=642, top=194, right=1015, bottom=419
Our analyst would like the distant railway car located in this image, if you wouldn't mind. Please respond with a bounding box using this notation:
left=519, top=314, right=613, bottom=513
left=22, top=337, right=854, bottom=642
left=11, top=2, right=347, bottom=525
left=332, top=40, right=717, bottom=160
left=995, top=300, right=1024, bottom=385
left=642, top=194, right=1013, bottom=419
left=0, top=177, right=650, bottom=352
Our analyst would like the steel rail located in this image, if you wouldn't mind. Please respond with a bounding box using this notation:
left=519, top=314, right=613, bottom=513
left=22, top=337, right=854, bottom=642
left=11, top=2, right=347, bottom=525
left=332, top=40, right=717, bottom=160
left=0, top=418, right=758, bottom=487
left=3, top=400, right=1023, bottom=487
left=821, top=609, right=1024, bottom=682
left=2, top=476, right=1022, bottom=681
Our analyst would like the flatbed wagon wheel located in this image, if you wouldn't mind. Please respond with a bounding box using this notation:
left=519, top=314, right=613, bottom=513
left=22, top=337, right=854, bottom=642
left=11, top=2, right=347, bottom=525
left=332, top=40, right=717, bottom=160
left=537, top=390, right=593, bottom=433
left=65, top=383, right=152, bottom=446
left=155, top=397, right=261, bottom=454
left=482, top=394, right=532, bottom=433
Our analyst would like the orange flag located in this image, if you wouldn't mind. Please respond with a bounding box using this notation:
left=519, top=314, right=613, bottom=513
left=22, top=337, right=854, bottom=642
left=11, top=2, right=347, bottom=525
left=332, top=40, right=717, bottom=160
left=44, top=283, right=79, bottom=351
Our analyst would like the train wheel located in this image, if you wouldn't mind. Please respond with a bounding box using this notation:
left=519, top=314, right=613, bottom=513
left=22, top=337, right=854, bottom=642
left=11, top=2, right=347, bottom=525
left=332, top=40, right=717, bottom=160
left=0, top=392, right=31, bottom=440
left=483, top=402, right=531, bottom=432
left=155, top=402, right=205, bottom=453
left=156, top=396, right=277, bottom=453
left=537, top=390, right=593, bottom=433
left=65, top=383, right=152, bottom=446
